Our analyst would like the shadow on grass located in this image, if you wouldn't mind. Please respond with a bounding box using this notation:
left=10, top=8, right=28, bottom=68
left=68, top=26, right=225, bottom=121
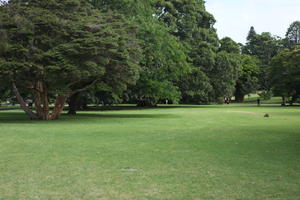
left=75, top=113, right=176, bottom=119
left=0, top=111, right=178, bottom=124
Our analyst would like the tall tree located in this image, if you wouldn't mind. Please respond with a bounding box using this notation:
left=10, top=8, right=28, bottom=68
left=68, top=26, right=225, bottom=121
left=234, top=55, right=260, bottom=102
left=285, top=21, right=300, bottom=48
left=92, top=0, right=191, bottom=106
left=128, top=20, right=190, bottom=106
left=0, top=0, right=141, bottom=120
left=269, top=46, right=300, bottom=104
left=155, top=0, right=219, bottom=103
left=210, top=51, right=241, bottom=101
left=246, top=26, right=256, bottom=41
left=243, top=28, right=283, bottom=91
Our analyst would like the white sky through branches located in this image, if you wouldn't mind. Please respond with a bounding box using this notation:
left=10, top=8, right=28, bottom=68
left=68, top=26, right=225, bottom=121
left=206, top=0, right=300, bottom=44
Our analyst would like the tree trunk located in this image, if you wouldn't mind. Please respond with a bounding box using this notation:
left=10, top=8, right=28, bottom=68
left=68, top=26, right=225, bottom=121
left=50, top=96, right=67, bottom=120
left=11, top=81, right=39, bottom=120
left=281, top=96, right=286, bottom=106
left=234, top=84, right=245, bottom=103
left=68, top=93, right=78, bottom=115
left=235, top=93, right=245, bottom=103
left=33, top=81, right=49, bottom=120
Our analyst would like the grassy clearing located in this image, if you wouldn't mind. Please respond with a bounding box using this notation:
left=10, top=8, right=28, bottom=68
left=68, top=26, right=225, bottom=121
left=0, top=104, right=300, bottom=200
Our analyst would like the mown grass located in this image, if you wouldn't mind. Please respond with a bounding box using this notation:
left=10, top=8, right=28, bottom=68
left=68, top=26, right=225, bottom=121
left=0, top=104, right=300, bottom=200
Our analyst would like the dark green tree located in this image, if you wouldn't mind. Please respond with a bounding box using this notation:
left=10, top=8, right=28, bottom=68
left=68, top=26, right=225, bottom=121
left=0, top=0, right=141, bottom=120
left=285, top=21, right=300, bottom=48
left=243, top=28, right=283, bottom=91
left=155, top=0, right=219, bottom=103
left=246, top=26, right=256, bottom=41
left=130, top=21, right=189, bottom=106
left=234, top=55, right=260, bottom=102
left=210, top=51, right=241, bottom=101
left=219, top=37, right=240, bottom=54
left=91, top=0, right=191, bottom=106
left=269, top=46, right=300, bottom=105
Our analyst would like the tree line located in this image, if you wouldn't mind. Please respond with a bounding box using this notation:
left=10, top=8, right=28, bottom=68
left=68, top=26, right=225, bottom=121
left=0, top=0, right=299, bottom=120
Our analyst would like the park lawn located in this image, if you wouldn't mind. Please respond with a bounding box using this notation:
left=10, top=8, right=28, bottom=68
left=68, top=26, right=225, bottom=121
left=0, top=105, right=300, bottom=200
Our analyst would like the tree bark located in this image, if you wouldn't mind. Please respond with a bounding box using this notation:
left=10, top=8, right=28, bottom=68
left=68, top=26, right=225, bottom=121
left=50, top=96, right=67, bottom=120
left=234, top=83, right=245, bottom=103
left=234, top=89, right=245, bottom=103
left=281, top=96, right=286, bottom=106
left=11, top=81, right=39, bottom=120
left=33, top=80, right=49, bottom=120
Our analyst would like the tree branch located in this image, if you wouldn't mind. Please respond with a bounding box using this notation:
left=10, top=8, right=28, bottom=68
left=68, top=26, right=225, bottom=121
left=66, top=79, right=82, bottom=88
left=69, top=78, right=100, bottom=97
left=11, top=80, right=39, bottom=120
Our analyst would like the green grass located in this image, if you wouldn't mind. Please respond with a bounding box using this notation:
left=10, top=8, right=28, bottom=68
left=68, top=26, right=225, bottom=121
left=243, top=95, right=283, bottom=104
left=0, top=104, right=300, bottom=200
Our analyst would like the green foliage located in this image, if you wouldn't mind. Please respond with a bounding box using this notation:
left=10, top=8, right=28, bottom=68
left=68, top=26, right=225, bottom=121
left=180, top=68, right=212, bottom=104
left=269, top=46, right=300, bottom=102
left=235, top=55, right=260, bottom=102
left=246, top=26, right=256, bottom=41
left=154, top=0, right=219, bottom=103
left=155, top=0, right=216, bottom=40
left=92, top=0, right=191, bottom=106
left=285, top=21, right=300, bottom=48
left=243, top=28, right=283, bottom=90
left=219, top=37, right=240, bottom=54
left=210, top=51, right=241, bottom=99
left=0, top=0, right=141, bottom=119
left=130, top=20, right=189, bottom=105
left=258, top=90, right=273, bottom=100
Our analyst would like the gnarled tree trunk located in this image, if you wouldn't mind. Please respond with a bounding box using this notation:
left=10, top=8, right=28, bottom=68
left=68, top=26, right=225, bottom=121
left=33, top=80, right=50, bottom=120
left=12, top=77, right=99, bottom=120
left=11, top=81, right=39, bottom=120
left=50, top=96, right=67, bottom=120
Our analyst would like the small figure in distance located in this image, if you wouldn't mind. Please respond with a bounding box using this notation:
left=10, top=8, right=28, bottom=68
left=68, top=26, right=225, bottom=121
left=165, top=99, right=168, bottom=105
left=224, top=97, right=230, bottom=104
left=257, top=98, right=261, bottom=106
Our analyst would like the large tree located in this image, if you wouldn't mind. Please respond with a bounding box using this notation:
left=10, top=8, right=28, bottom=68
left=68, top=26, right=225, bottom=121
left=234, top=55, right=260, bottom=102
left=285, top=21, right=300, bottom=48
left=91, top=0, right=191, bottom=106
left=0, top=0, right=141, bottom=119
left=210, top=51, right=241, bottom=101
left=242, top=28, right=283, bottom=91
left=154, top=0, right=219, bottom=103
left=129, top=21, right=189, bottom=106
left=269, top=46, right=300, bottom=105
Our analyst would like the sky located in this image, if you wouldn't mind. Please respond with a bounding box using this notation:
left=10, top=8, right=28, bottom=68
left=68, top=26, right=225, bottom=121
left=205, top=0, right=300, bottom=44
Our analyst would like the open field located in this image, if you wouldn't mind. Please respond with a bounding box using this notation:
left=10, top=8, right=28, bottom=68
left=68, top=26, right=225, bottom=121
left=0, top=104, right=300, bottom=200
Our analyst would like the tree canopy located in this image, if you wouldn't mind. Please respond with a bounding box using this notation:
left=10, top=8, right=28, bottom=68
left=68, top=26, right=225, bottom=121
left=269, top=46, right=300, bottom=104
left=0, top=0, right=299, bottom=120
left=0, top=0, right=141, bottom=119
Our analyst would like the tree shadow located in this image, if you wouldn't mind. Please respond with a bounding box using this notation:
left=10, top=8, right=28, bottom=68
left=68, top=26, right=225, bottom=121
left=74, top=112, right=177, bottom=119
left=0, top=111, right=178, bottom=124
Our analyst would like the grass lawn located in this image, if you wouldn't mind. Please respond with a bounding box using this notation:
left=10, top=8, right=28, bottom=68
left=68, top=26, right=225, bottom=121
left=0, top=104, right=300, bottom=200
